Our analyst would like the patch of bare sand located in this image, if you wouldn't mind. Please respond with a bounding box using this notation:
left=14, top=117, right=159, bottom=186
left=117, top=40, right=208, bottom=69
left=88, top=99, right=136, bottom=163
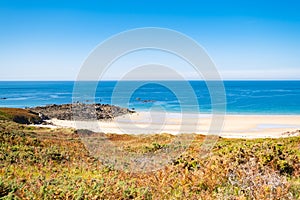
left=46, top=112, right=300, bottom=138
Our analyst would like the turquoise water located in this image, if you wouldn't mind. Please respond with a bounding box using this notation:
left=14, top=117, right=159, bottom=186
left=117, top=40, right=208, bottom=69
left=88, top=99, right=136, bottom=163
left=0, top=81, right=299, bottom=114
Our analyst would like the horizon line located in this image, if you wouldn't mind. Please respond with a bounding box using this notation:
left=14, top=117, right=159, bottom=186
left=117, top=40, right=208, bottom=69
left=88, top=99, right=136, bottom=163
left=1, top=79, right=300, bottom=82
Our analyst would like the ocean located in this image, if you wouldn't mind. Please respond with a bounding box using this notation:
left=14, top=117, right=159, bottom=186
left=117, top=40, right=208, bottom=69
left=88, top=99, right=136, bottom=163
left=0, top=81, right=299, bottom=115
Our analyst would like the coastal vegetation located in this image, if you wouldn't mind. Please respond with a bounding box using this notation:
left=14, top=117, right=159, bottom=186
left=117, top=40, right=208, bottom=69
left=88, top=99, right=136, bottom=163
left=0, top=108, right=299, bottom=199
left=0, top=108, right=42, bottom=124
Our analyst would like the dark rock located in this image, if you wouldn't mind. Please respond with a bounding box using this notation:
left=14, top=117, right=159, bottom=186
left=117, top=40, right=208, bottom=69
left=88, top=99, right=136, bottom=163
left=135, top=98, right=156, bottom=103
left=28, top=103, right=135, bottom=121
left=12, top=115, right=37, bottom=124
left=142, top=99, right=156, bottom=103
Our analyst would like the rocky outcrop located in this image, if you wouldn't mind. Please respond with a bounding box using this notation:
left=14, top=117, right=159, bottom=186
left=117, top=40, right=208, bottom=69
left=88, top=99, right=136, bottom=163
left=282, top=130, right=300, bottom=137
left=29, top=103, right=135, bottom=121
left=135, top=98, right=156, bottom=103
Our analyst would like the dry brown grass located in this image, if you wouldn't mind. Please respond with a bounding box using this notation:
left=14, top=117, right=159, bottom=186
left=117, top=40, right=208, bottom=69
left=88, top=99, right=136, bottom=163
left=0, top=120, right=299, bottom=199
left=0, top=108, right=42, bottom=124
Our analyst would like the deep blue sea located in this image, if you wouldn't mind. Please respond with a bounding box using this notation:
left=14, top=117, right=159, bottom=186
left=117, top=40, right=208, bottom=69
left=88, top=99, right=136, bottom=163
left=0, top=81, right=299, bottom=115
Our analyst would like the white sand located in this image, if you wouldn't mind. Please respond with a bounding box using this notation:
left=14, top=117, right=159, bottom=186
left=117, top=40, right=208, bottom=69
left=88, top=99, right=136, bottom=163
left=43, top=111, right=300, bottom=139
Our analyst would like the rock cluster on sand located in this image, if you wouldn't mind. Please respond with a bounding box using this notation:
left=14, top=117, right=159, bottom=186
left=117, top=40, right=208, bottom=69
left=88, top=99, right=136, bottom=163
left=282, top=130, right=300, bottom=137
left=29, top=103, right=135, bottom=121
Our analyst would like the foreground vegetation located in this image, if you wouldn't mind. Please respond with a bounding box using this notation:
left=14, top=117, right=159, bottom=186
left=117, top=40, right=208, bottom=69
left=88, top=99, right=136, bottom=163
left=0, top=108, right=42, bottom=124
left=0, top=110, right=299, bottom=199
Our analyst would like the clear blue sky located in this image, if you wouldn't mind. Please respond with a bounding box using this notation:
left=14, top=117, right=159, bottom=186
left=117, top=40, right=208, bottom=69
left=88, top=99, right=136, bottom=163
left=0, top=0, right=300, bottom=80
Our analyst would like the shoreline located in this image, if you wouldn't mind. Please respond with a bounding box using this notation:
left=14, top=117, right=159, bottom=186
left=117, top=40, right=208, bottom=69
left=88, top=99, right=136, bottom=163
left=129, top=109, right=300, bottom=116
left=34, top=111, right=300, bottom=139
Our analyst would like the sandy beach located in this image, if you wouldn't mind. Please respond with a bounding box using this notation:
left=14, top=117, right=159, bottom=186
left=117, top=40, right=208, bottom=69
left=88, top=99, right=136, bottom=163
left=45, top=112, right=300, bottom=138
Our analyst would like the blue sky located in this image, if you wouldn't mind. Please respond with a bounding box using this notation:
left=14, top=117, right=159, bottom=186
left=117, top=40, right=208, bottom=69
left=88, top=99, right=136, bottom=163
left=0, top=0, right=300, bottom=80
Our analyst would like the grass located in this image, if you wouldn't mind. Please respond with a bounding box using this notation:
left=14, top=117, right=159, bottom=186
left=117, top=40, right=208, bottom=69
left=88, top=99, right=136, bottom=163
left=0, top=108, right=42, bottom=124
left=0, top=119, right=299, bottom=199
